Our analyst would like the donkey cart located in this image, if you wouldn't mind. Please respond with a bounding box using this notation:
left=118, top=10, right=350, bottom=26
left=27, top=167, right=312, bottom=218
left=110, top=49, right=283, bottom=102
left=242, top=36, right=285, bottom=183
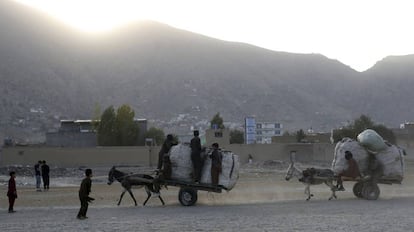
left=286, top=141, right=404, bottom=201
left=333, top=133, right=405, bottom=201
left=107, top=166, right=231, bottom=207
left=161, top=143, right=240, bottom=206
left=108, top=144, right=239, bottom=206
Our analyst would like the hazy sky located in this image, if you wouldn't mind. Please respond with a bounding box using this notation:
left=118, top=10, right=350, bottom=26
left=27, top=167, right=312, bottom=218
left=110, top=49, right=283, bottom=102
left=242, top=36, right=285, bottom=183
left=15, top=0, right=414, bottom=72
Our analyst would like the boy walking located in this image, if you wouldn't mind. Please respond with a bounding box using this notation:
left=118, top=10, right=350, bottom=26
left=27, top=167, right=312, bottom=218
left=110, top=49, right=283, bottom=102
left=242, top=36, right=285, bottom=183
left=77, top=169, right=94, bottom=220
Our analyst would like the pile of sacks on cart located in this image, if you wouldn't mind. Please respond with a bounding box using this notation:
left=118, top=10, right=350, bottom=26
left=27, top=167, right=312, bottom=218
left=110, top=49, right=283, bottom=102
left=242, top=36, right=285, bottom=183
left=332, top=129, right=406, bottom=182
left=167, top=144, right=239, bottom=190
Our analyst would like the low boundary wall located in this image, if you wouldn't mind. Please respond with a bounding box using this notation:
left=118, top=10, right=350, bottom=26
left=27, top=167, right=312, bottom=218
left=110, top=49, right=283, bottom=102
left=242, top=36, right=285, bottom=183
left=0, top=143, right=337, bottom=168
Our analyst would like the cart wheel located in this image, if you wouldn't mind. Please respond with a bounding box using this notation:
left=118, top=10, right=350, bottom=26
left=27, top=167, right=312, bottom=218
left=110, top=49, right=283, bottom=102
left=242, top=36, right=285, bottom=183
left=361, top=183, right=380, bottom=200
left=352, top=182, right=364, bottom=198
left=178, top=188, right=198, bottom=206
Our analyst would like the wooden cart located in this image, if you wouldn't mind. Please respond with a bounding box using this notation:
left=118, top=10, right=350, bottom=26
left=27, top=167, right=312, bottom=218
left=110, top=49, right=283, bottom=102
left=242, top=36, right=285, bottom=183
left=351, top=176, right=402, bottom=200
left=160, top=179, right=227, bottom=206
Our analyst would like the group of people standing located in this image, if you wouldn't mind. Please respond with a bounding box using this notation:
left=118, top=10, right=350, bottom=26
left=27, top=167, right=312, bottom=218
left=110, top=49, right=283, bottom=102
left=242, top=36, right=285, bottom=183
left=157, top=130, right=223, bottom=186
left=6, top=160, right=50, bottom=213
left=190, top=130, right=222, bottom=186
left=7, top=163, right=93, bottom=218
left=8, top=132, right=222, bottom=217
left=77, top=132, right=223, bottom=219
left=34, top=160, right=50, bottom=191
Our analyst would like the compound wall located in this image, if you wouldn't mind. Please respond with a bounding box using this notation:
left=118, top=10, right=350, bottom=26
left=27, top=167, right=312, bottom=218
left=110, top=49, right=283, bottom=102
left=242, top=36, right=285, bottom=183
left=0, top=143, right=336, bottom=168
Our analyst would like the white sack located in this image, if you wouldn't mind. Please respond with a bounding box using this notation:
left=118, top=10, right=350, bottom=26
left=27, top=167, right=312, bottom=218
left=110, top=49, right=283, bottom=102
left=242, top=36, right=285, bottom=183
left=375, top=145, right=404, bottom=180
left=200, top=149, right=240, bottom=190
left=169, top=143, right=193, bottom=181
left=169, top=143, right=239, bottom=190
left=357, top=129, right=387, bottom=152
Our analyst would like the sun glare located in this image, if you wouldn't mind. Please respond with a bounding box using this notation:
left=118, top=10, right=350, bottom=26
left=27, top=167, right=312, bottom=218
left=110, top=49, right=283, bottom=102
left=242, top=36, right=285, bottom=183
left=12, top=0, right=414, bottom=71
left=14, top=0, right=151, bottom=32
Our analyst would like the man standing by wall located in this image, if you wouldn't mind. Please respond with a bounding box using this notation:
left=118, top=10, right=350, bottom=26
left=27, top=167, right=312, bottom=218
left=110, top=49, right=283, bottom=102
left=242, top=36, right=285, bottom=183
left=41, top=160, right=50, bottom=191
left=34, top=160, right=42, bottom=192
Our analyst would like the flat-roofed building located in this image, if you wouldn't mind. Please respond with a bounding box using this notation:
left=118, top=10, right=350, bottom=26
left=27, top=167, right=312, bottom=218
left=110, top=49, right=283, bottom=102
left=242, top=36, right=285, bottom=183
left=205, top=128, right=230, bottom=147
left=244, top=117, right=283, bottom=144
left=46, top=118, right=147, bottom=147
left=255, top=122, right=283, bottom=144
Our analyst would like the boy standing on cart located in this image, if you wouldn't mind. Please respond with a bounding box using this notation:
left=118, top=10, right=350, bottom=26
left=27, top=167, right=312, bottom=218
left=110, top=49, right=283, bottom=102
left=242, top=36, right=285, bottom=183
left=210, top=143, right=222, bottom=186
left=157, top=134, right=177, bottom=170
left=191, top=130, right=202, bottom=183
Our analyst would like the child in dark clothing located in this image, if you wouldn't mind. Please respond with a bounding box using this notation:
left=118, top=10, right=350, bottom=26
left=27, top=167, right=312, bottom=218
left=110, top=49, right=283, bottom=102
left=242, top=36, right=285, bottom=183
left=7, top=171, right=17, bottom=213
left=41, top=160, right=50, bottom=190
left=210, top=143, right=222, bottom=186
left=77, top=169, right=94, bottom=219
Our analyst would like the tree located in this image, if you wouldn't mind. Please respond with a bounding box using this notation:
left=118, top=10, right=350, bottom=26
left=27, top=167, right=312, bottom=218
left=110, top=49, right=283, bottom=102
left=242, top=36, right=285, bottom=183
left=230, top=129, right=244, bottom=144
left=295, top=129, right=306, bottom=142
left=332, top=114, right=396, bottom=144
left=353, top=114, right=375, bottom=134
left=144, top=127, right=165, bottom=146
left=97, top=104, right=140, bottom=146
left=210, top=112, right=224, bottom=129
left=97, top=106, right=117, bottom=146
left=92, top=103, right=101, bottom=131
left=370, top=124, right=396, bottom=144
left=115, top=104, right=139, bottom=146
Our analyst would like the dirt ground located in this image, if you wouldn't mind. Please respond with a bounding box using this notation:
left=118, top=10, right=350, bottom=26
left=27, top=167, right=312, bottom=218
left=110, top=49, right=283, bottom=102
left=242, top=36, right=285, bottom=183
left=0, top=161, right=413, bottom=231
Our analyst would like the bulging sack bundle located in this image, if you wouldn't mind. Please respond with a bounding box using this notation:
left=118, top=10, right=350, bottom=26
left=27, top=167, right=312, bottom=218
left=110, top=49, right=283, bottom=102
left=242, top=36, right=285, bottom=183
left=200, top=149, right=240, bottom=190
left=357, top=129, right=387, bottom=152
left=332, top=137, right=404, bottom=181
left=375, top=145, right=405, bottom=180
left=169, top=143, right=193, bottom=181
left=168, top=143, right=239, bottom=190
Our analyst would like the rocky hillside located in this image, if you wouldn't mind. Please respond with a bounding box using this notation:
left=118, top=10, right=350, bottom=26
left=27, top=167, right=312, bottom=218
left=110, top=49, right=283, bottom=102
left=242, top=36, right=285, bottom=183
left=1, top=1, right=413, bottom=142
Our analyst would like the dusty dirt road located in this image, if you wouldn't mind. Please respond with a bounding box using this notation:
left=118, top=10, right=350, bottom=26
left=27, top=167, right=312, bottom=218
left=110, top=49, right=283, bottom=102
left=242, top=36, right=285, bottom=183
left=1, top=197, right=414, bottom=232
left=1, top=162, right=413, bottom=231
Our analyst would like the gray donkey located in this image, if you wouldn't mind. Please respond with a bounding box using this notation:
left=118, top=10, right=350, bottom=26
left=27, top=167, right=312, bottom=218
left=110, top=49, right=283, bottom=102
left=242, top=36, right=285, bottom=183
left=107, top=166, right=165, bottom=206
left=285, top=154, right=338, bottom=201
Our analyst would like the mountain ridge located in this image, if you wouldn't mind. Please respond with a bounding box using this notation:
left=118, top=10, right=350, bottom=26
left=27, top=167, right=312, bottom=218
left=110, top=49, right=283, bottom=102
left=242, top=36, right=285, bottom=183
left=1, top=1, right=413, bottom=142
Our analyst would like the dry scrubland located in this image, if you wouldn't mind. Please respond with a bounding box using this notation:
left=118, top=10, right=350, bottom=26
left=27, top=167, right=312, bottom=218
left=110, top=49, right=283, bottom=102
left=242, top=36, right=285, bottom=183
left=0, top=161, right=413, bottom=231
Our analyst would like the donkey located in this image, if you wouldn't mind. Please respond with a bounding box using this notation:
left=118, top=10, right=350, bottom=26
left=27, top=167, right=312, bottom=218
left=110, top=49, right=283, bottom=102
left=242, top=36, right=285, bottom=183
left=285, top=156, right=338, bottom=201
left=107, top=166, right=165, bottom=206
